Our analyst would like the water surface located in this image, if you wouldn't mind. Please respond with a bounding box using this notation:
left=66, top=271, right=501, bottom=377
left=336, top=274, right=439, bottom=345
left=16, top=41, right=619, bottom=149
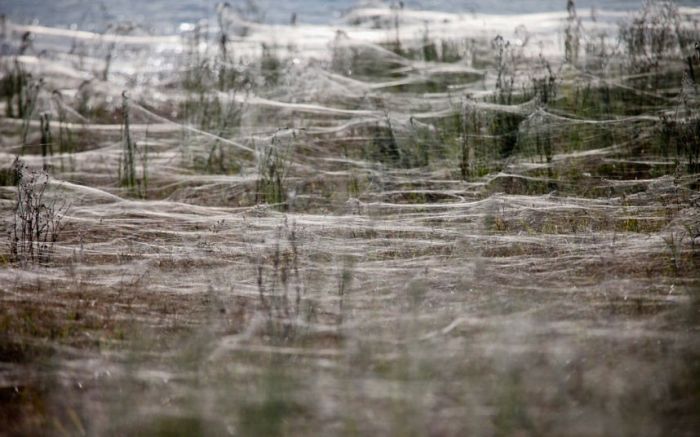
left=2, top=0, right=697, bottom=33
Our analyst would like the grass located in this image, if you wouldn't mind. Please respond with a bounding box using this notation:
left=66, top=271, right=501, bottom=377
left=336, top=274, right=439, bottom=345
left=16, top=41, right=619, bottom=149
left=0, top=59, right=31, bottom=119
left=255, top=133, right=293, bottom=208
left=0, top=0, right=699, bottom=435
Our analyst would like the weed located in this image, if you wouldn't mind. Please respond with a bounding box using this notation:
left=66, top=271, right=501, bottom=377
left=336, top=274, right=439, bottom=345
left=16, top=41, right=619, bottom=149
left=8, top=159, right=69, bottom=266
left=663, top=231, right=683, bottom=274
left=404, top=117, right=431, bottom=168
left=102, top=41, right=116, bottom=82
left=460, top=103, right=476, bottom=180
left=490, top=36, right=525, bottom=159
left=119, top=92, right=137, bottom=192
left=49, top=91, right=77, bottom=171
left=618, top=0, right=688, bottom=87
left=39, top=113, right=53, bottom=170
left=659, top=113, right=700, bottom=173
left=118, top=93, right=148, bottom=197
left=390, top=1, right=404, bottom=54
left=100, top=23, right=134, bottom=81
left=531, top=56, right=557, bottom=106
left=255, top=134, right=293, bottom=208
left=493, top=35, right=517, bottom=105
left=0, top=59, right=30, bottom=118
left=564, top=0, right=581, bottom=65
left=0, top=58, right=45, bottom=148
left=365, top=113, right=401, bottom=166
left=255, top=219, right=304, bottom=341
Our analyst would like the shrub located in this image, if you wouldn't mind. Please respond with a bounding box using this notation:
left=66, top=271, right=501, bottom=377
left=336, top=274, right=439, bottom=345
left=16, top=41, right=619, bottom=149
left=8, top=159, right=69, bottom=266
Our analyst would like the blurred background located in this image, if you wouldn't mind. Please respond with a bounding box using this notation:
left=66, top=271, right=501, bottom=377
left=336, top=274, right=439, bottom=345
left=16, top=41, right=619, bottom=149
left=2, top=0, right=699, bottom=32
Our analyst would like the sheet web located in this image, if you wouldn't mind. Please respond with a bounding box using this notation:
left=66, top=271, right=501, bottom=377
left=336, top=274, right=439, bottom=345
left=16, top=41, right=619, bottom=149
left=0, top=2, right=699, bottom=435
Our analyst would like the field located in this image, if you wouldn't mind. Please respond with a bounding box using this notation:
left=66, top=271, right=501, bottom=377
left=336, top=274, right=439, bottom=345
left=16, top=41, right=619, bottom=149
left=0, top=1, right=699, bottom=435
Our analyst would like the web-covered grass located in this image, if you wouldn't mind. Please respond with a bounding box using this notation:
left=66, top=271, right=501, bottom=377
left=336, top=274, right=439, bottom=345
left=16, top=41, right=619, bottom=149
left=0, top=2, right=699, bottom=435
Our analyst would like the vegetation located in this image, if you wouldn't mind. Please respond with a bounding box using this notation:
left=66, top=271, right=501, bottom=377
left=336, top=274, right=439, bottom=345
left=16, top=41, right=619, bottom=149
left=0, top=1, right=699, bottom=435
left=8, top=159, right=69, bottom=266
